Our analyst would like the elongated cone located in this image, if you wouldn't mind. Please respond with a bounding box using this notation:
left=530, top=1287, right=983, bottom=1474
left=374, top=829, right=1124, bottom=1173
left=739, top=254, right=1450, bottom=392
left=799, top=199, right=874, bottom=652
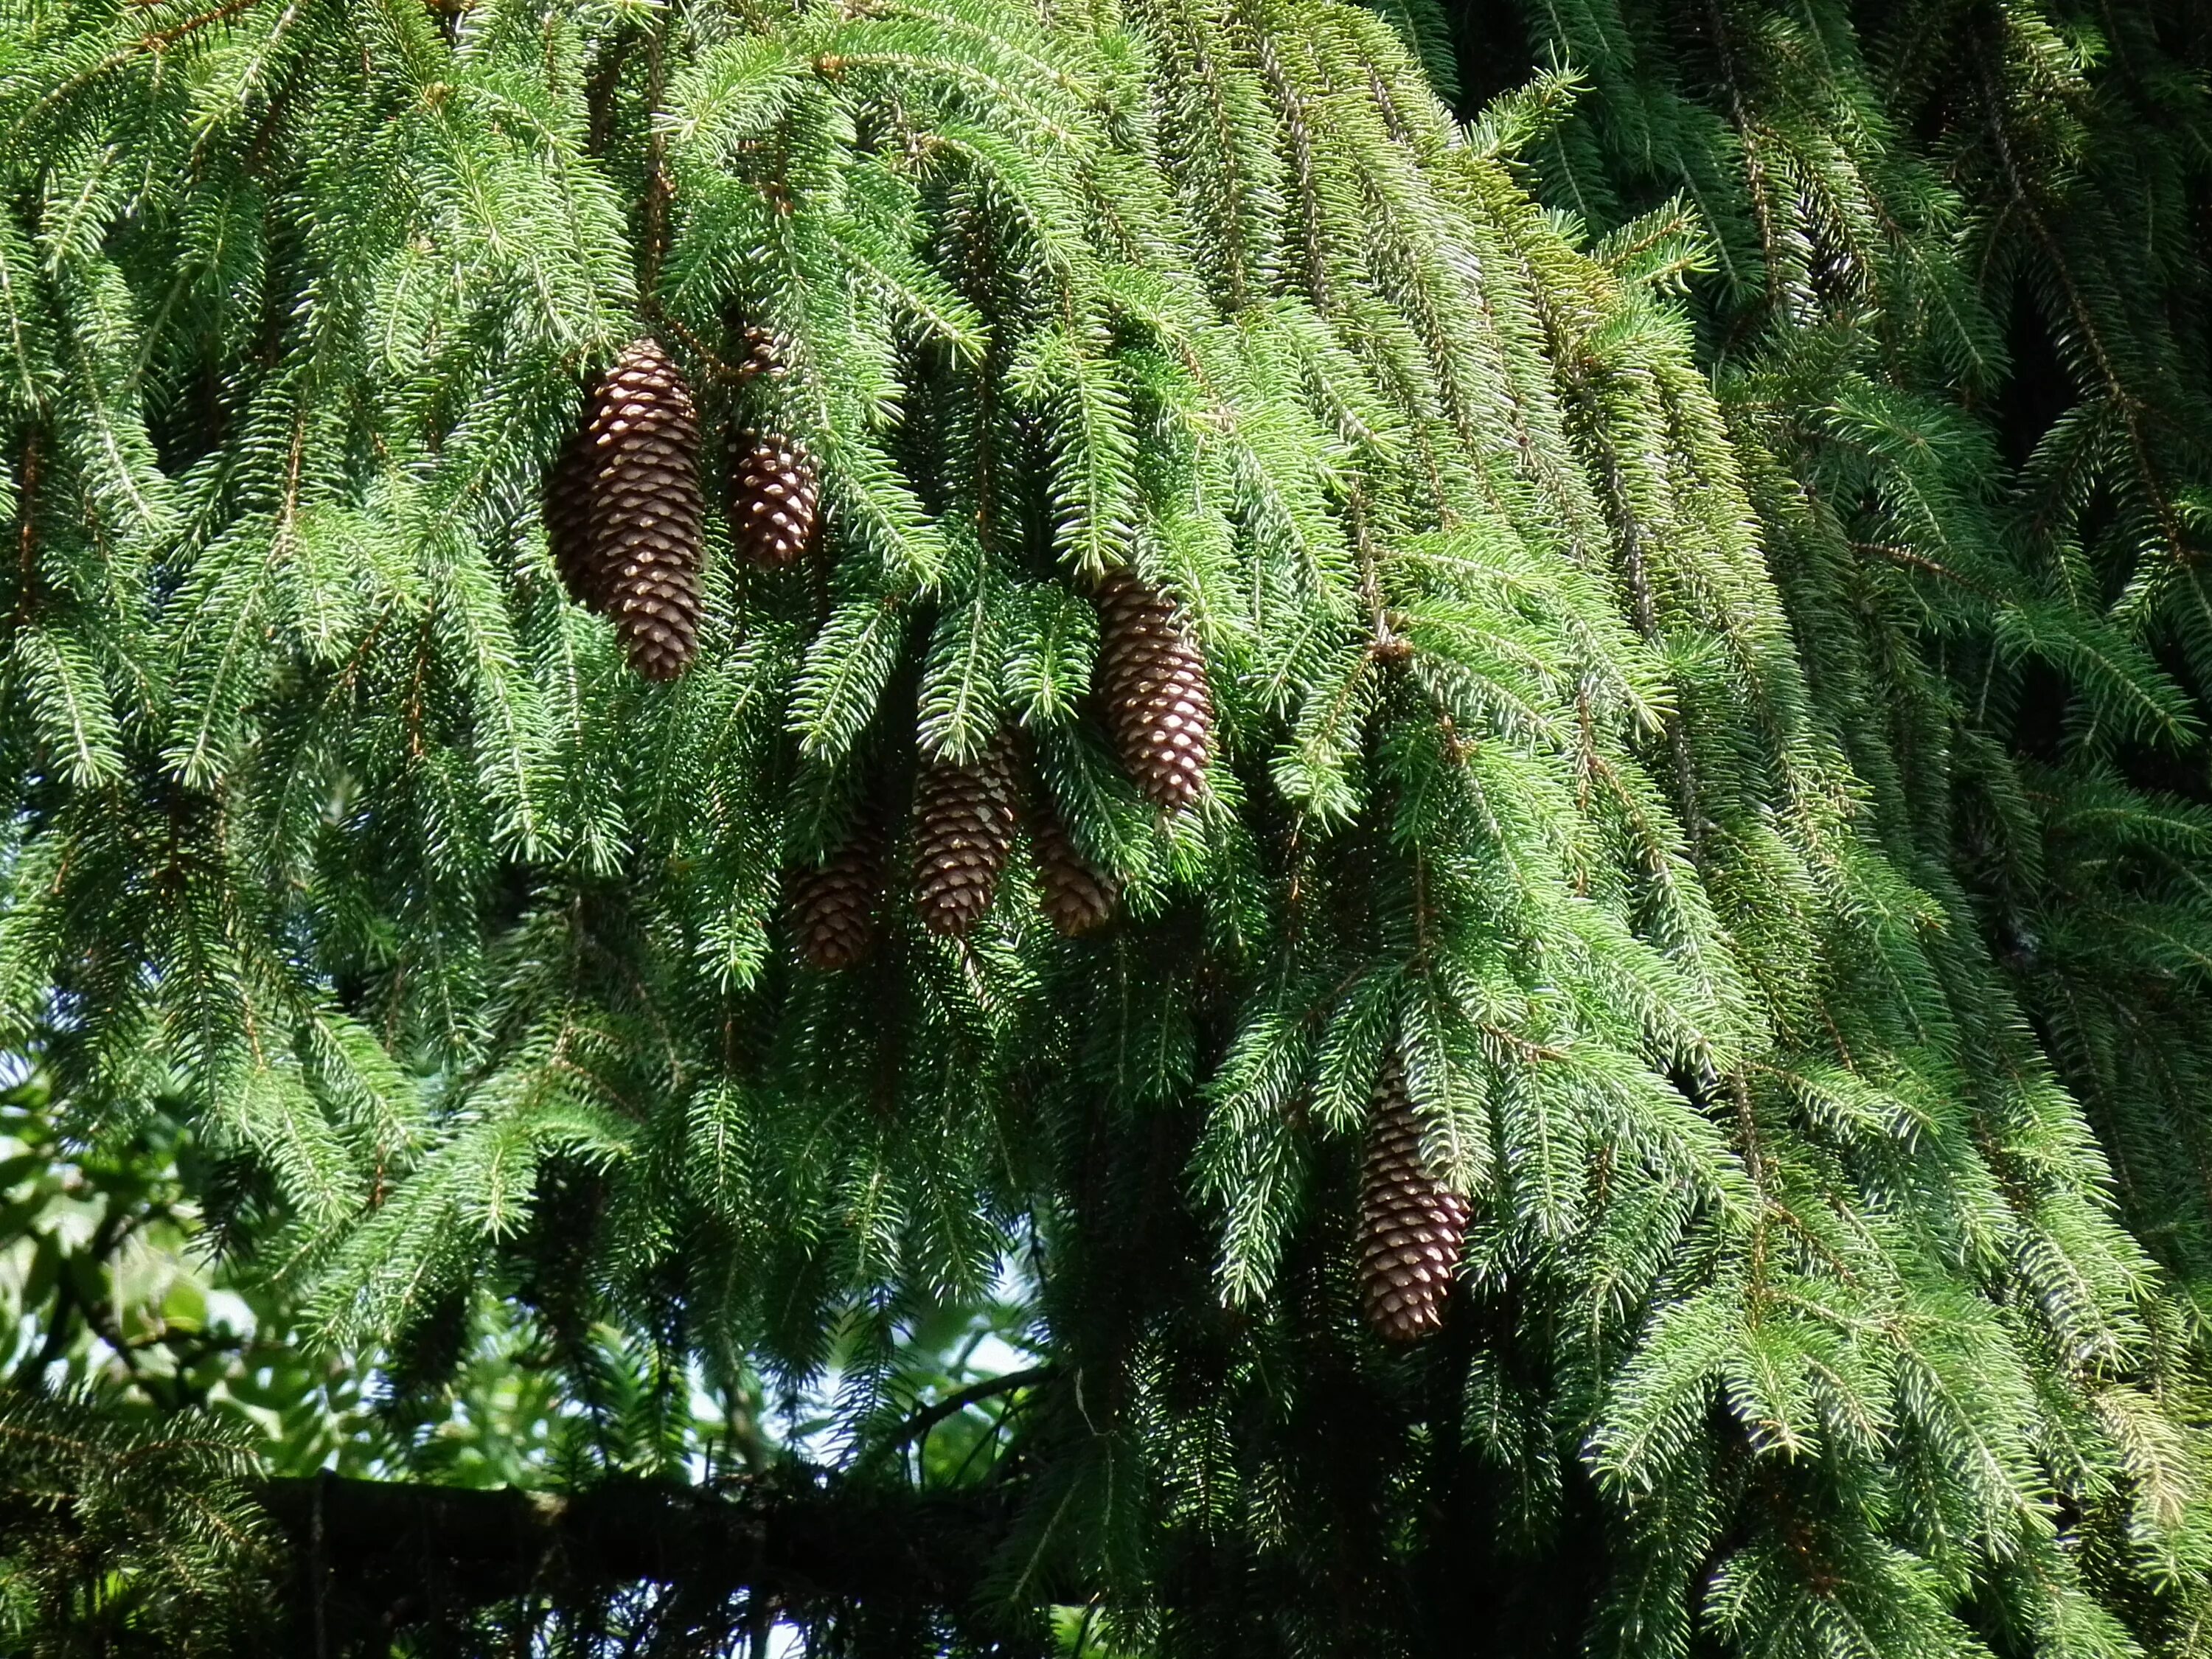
left=790, top=823, right=884, bottom=972
left=1094, top=569, right=1212, bottom=810
left=731, top=432, right=821, bottom=566
left=543, top=425, right=599, bottom=608
left=583, top=337, right=705, bottom=681
left=1029, top=790, right=1117, bottom=936
left=1358, top=1056, right=1470, bottom=1342
left=914, top=737, right=1019, bottom=938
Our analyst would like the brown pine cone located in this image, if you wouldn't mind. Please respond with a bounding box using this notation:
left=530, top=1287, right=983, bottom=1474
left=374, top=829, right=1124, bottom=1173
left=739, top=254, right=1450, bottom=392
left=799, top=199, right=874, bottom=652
left=1358, top=1055, right=1470, bottom=1343
left=582, top=337, right=705, bottom=681
left=914, top=737, right=1019, bottom=938
left=790, top=824, right=884, bottom=972
left=731, top=432, right=821, bottom=566
left=733, top=321, right=793, bottom=381
left=1093, top=569, right=1212, bottom=810
left=1029, top=789, right=1117, bottom=936
left=543, top=424, right=600, bottom=609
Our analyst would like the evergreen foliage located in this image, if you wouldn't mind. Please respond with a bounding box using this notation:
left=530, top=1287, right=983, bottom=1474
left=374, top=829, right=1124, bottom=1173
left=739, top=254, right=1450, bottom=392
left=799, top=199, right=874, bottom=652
left=0, top=0, right=2208, bottom=1650
left=0, top=1388, right=272, bottom=1652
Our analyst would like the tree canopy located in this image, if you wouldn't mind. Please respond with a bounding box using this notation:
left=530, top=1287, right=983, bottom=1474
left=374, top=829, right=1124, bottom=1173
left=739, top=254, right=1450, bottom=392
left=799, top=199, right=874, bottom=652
left=2, top=0, right=2212, bottom=1652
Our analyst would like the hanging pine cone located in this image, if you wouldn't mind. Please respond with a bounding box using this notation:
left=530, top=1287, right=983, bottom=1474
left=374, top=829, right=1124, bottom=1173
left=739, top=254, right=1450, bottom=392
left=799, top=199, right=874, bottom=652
left=790, top=823, right=884, bottom=972
left=731, top=431, right=821, bottom=566
left=1358, top=1056, right=1470, bottom=1343
left=543, top=425, right=600, bottom=610
left=1029, top=789, right=1117, bottom=936
left=1094, top=568, right=1212, bottom=810
left=582, top=337, right=705, bottom=681
left=914, top=737, right=1019, bottom=938
left=733, top=321, right=792, bottom=381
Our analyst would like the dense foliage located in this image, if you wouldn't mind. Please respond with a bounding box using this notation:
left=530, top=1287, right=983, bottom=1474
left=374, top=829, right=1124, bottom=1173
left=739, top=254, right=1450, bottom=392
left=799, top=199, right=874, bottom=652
left=3, top=0, right=2212, bottom=1652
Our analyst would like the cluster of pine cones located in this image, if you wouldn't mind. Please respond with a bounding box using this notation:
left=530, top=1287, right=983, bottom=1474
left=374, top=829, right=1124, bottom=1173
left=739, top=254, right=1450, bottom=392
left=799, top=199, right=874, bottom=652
left=544, top=335, right=822, bottom=681
left=784, top=577, right=1214, bottom=958
left=544, top=334, right=1458, bottom=1343
left=542, top=330, right=1216, bottom=945
left=787, top=736, right=1122, bottom=970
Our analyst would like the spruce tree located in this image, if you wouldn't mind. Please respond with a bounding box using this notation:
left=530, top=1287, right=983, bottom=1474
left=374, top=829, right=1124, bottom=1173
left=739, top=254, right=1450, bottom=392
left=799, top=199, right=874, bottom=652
left=1, top=0, right=2211, bottom=1652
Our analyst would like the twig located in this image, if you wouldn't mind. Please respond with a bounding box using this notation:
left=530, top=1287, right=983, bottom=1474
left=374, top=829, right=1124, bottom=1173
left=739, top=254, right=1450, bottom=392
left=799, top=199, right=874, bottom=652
left=863, top=1366, right=1052, bottom=1472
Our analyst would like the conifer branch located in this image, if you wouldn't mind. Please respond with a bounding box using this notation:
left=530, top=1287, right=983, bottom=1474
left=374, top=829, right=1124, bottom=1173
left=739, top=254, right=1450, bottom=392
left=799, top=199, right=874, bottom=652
left=863, top=1365, right=1054, bottom=1469
left=255, top=1470, right=1009, bottom=1618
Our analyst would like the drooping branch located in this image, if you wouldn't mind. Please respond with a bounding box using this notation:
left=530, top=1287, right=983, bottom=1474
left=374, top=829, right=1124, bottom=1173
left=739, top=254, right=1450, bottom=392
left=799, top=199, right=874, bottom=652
left=258, top=1468, right=1015, bottom=1632
left=863, top=1366, right=1054, bottom=1470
